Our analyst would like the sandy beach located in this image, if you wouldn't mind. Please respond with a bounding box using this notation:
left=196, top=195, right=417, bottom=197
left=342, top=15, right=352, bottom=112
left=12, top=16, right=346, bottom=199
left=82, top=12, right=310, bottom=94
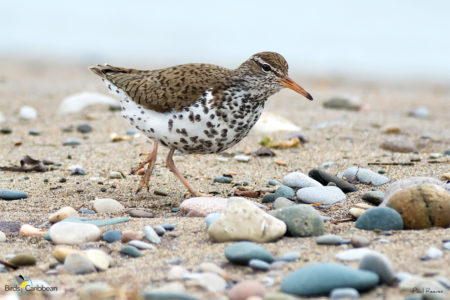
left=0, top=59, right=449, bottom=299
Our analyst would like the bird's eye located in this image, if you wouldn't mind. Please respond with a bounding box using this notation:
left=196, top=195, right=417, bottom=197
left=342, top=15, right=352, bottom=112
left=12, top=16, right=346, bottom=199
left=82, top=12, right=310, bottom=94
left=262, top=64, right=271, bottom=72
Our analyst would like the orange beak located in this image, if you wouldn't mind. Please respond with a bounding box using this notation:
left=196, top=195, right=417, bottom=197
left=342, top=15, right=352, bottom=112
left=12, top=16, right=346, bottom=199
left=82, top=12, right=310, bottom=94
left=278, top=77, right=313, bottom=100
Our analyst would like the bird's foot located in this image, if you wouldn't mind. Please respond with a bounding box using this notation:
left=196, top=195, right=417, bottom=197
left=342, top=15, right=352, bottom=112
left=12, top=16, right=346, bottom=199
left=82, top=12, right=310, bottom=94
left=135, top=165, right=153, bottom=194
left=131, top=152, right=153, bottom=175
left=133, top=142, right=158, bottom=194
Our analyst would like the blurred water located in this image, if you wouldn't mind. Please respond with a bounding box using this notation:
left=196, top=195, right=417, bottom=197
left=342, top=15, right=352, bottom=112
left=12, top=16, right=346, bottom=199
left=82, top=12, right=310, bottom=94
left=1, top=0, right=450, bottom=81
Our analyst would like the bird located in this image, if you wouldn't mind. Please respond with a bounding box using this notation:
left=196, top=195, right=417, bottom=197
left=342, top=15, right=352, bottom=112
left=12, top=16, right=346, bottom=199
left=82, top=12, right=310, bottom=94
left=90, top=52, right=312, bottom=197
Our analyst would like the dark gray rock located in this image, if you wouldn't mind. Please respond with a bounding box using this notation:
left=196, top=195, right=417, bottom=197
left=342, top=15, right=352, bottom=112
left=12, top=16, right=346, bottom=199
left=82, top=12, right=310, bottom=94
left=309, top=169, right=357, bottom=193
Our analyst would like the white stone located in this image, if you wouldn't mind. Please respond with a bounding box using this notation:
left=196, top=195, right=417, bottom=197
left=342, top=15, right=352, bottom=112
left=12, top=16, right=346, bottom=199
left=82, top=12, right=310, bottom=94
left=252, top=112, right=300, bottom=134
left=19, top=106, right=37, bottom=120
left=186, top=272, right=227, bottom=293
left=208, top=197, right=286, bottom=242
left=335, top=248, right=376, bottom=261
left=167, top=265, right=188, bottom=281
left=49, top=222, right=101, bottom=245
left=144, top=225, right=161, bottom=244
left=93, top=198, right=124, bottom=213
left=57, top=92, right=118, bottom=114
left=296, top=186, right=346, bottom=205
left=234, top=155, right=251, bottom=162
left=84, top=249, right=112, bottom=271
left=283, top=172, right=322, bottom=188
left=180, top=197, right=229, bottom=217
left=0, top=231, right=6, bottom=242
left=128, top=240, right=156, bottom=250
left=426, top=247, right=443, bottom=260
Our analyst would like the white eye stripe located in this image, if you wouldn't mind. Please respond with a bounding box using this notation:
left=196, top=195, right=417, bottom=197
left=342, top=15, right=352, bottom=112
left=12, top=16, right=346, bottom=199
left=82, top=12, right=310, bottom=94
left=251, top=56, right=282, bottom=75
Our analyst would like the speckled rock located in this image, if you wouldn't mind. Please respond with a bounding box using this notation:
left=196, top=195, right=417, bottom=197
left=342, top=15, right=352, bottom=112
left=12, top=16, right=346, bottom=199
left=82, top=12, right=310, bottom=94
left=386, top=184, right=450, bottom=229
left=269, top=204, right=324, bottom=237
left=208, top=198, right=286, bottom=242
left=355, top=207, right=403, bottom=231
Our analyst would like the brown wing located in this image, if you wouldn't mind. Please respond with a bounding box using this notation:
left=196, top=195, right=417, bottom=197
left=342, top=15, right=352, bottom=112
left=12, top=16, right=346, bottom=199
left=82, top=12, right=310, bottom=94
left=89, top=63, right=232, bottom=112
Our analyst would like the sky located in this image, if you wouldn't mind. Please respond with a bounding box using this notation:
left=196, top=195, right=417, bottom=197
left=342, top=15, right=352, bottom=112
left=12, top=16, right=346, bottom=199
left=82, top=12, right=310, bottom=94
left=1, top=0, right=450, bottom=81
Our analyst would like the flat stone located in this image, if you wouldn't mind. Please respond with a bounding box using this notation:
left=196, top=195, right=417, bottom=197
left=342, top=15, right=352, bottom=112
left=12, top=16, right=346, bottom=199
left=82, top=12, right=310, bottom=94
left=225, top=241, right=274, bottom=265
left=9, top=254, right=37, bottom=266
left=330, top=287, right=360, bottom=299
left=84, top=249, right=112, bottom=271
left=64, top=253, right=96, bottom=274
left=76, top=123, right=93, bottom=133
left=351, top=235, right=371, bottom=248
left=359, top=252, right=395, bottom=285
left=71, top=168, right=86, bottom=175
left=49, top=222, right=101, bottom=244
left=281, top=263, right=379, bottom=296
left=208, top=198, right=286, bottom=242
left=381, top=138, right=416, bottom=153
left=316, top=234, right=344, bottom=245
left=269, top=204, right=324, bottom=237
left=355, top=207, right=403, bottom=230
left=128, top=208, right=154, bottom=218
left=180, top=196, right=228, bottom=217
left=249, top=259, right=270, bottom=271
left=296, top=186, right=346, bottom=205
left=362, top=191, right=384, bottom=206
left=277, top=251, right=301, bottom=262
left=323, top=97, right=361, bottom=111
left=214, top=176, right=232, bottom=183
left=283, top=172, right=322, bottom=189
left=93, top=198, right=124, bottom=213
left=342, top=167, right=390, bottom=186
left=0, top=190, right=28, bottom=200
left=308, top=169, right=357, bottom=193
left=228, top=280, right=265, bottom=300
left=49, top=206, right=79, bottom=223
left=120, top=245, right=142, bottom=258
left=335, top=248, right=377, bottom=261
left=274, top=197, right=295, bottom=209
left=144, top=225, right=161, bottom=244
left=129, top=240, right=156, bottom=250
left=385, top=184, right=450, bottom=229
left=63, top=138, right=81, bottom=146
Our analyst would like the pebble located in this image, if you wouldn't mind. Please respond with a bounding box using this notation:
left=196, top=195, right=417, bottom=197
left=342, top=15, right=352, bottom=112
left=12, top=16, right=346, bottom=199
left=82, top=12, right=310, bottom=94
left=71, top=167, right=86, bottom=175
left=429, top=152, right=442, bottom=159
left=425, top=247, right=443, bottom=260
left=84, top=249, right=112, bottom=271
left=296, top=186, right=346, bottom=205
left=76, top=123, right=93, bottom=133
left=128, top=208, right=154, bottom=218
left=161, top=223, right=175, bottom=231
left=386, top=184, right=450, bottom=229
left=269, top=204, right=324, bottom=237
left=351, top=235, right=371, bottom=248
left=381, top=124, right=401, bottom=134
left=129, top=240, right=156, bottom=250
left=322, top=97, right=362, bottom=111
left=214, top=176, right=232, bottom=183
left=225, top=242, right=274, bottom=265
left=187, top=272, right=227, bottom=293
left=0, top=190, right=28, bottom=200
left=378, top=169, right=386, bottom=174
left=342, top=167, right=390, bottom=186
left=93, top=198, right=124, bottom=213
left=108, top=171, right=123, bottom=179
left=273, top=197, right=295, bottom=209
left=144, top=225, right=161, bottom=244
left=62, top=217, right=130, bottom=227
left=57, top=92, right=118, bottom=114
left=362, top=191, right=384, bottom=206
left=444, top=149, right=450, bottom=156
left=262, top=193, right=277, bottom=203
left=198, top=262, right=226, bottom=277
left=380, top=138, right=416, bottom=153
left=80, top=282, right=114, bottom=300
left=0, top=127, right=12, bottom=134
left=228, top=280, right=265, bottom=300
left=359, top=252, right=395, bottom=285
left=19, top=105, right=37, bottom=120
left=409, top=106, right=429, bottom=119
left=308, top=169, right=357, bottom=193
left=167, top=265, right=188, bottom=281
left=277, top=251, right=301, bottom=262
left=249, top=259, right=270, bottom=271
left=349, top=207, right=365, bottom=219
left=120, top=245, right=142, bottom=258
left=179, top=196, right=228, bottom=217
left=0, top=231, right=5, bottom=242
left=283, top=171, right=322, bottom=188
left=28, top=130, right=40, bottom=136
left=19, top=224, right=46, bottom=236
left=49, top=222, right=101, bottom=244
left=274, top=185, right=295, bottom=199
left=330, top=287, right=360, bottom=299
left=335, top=248, right=377, bottom=261
left=102, top=230, right=122, bottom=243
left=49, top=206, right=78, bottom=223
left=63, top=139, right=82, bottom=147
left=234, top=155, right=251, bottom=162
left=121, top=230, right=144, bottom=243
left=64, top=253, right=96, bottom=274
left=9, top=254, right=37, bottom=266
left=444, top=241, right=450, bottom=251
left=441, top=173, right=450, bottom=181
left=205, top=213, right=220, bottom=228
left=166, top=258, right=183, bottom=265
left=281, top=263, right=379, bottom=296
left=153, top=225, right=165, bottom=236
left=316, top=234, right=344, bottom=245
left=355, top=207, right=403, bottom=230
left=208, top=198, right=286, bottom=242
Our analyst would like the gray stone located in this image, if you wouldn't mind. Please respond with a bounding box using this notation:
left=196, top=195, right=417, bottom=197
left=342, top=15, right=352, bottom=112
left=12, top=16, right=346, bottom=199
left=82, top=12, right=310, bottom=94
left=316, top=234, right=344, bottom=245
left=63, top=138, right=81, bottom=146
left=362, top=191, right=384, bottom=206
left=0, top=190, right=28, bottom=200
left=128, top=208, right=154, bottom=218
left=64, top=253, right=96, bottom=275
left=381, top=138, right=416, bottom=153
left=296, top=186, right=346, bottom=205
left=309, top=169, right=358, bottom=193
left=76, top=123, right=93, bottom=133
left=249, top=259, right=270, bottom=271
left=120, top=245, right=142, bottom=258
left=350, top=235, right=371, bottom=248
left=129, top=240, right=156, bottom=250
left=269, top=204, right=324, bottom=237
left=359, top=252, right=395, bottom=285
left=262, top=193, right=277, bottom=203
left=277, top=251, right=301, bottom=262
left=274, top=197, right=295, bottom=209
left=283, top=172, right=322, bottom=189
left=225, top=241, right=274, bottom=265
left=355, top=207, right=403, bottom=230
left=330, top=287, right=360, bottom=299
left=323, top=97, right=362, bottom=111
left=144, top=225, right=161, bottom=244
left=342, top=167, right=390, bottom=186
left=153, top=225, right=165, bottom=236
left=214, top=176, right=232, bottom=183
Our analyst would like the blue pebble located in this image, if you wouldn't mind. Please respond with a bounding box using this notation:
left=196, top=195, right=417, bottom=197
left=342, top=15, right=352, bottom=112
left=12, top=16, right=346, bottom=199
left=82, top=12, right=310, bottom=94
left=205, top=213, right=221, bottom=228
left=225, top=241, right=275, bottom=265
left=330, top=287, right=360, bottom=299
left=103, top=230, right=122, bottom=243
left=262, top=193, right=277, bottom=203
left=274, top=185, right=295, bottom=198
left=214, top=176, right=232, bottom=183
left=249, top=259, right=270, bottom=271
left=161, top=223, right=175, bottom=231
left=0, top=190, right=28, bottom=200
left=268, top=179, right=282, bottom=186
left=171, top=207, right=179, bottom=213
left=120, top=245, right=142, bottom=258
left=355, top=207, right=403, bottom=231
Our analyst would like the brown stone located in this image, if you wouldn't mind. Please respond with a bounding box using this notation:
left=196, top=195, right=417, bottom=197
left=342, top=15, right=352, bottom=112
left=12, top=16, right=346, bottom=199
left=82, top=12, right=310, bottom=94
left=121, top=230, right=144, bottom=243
left=228, top=280, right=265, bottom=300
left=386, top=184, right=450, bottom=229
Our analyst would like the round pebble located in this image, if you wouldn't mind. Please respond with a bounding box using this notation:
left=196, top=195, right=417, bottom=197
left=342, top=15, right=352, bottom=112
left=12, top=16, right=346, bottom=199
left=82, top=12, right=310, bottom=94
left=28, top=130, right=40, bottom=136
left=269, top=204, right=324, bottom=237
left=234, top=155, right=250, bottom=162
left=330, top=287, right=360, bottom=299
left=214, top=176, right=232, bottom=183
left=296, top=186, right=346, bottom=205
left=76, top=123, right=93, bottom=133
left=380, top=138, right=416, bottom=153
left=0, top=128, right=12, bottom=134
left=225, top=242, right=274, bottom=265
left=425, top=247, right=443, bottom=260
left=383, top=177, right=450, bottom=203
left=335, top=248, right=377, bottom=261
left=283, top=171, right=322, bottom=188
left=49, top=222, right=101, bottom=244
left=84, top=249, right=112, bottom=271
left=262, top=193, right=277, bottom=203
left=93, top=198, right=124, bottom=213
left=409, top=106, right=429, bottom=119
left=71, top=167, right=86, bottom=175
left=102, top=230, right=122, bottom=243
left=0, top=190, right=28, bottom=200
left=355, top=207, right=403, bottom=230
left=9, top=254, right=37, bottom=266
left=179, top=196, right=228, bottom=217
left=359, top=252, right=395, bottom=285
left=316, top=234, right=344, bottom=245
left=48, top=206, right=79, bottom=223
left=120, top=245, right=142, bottom=258
left=249, top=259, right=270, bottom=271
left=64, top=253, right=96, bottom=274
left=19, top=105, right=37, bottom=120
left=228, top=280, right=265, bottom=300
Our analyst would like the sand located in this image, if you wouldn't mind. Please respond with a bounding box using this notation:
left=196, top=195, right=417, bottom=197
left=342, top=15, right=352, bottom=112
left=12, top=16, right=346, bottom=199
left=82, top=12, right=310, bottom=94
left=0, top=58, right=449, bottom=299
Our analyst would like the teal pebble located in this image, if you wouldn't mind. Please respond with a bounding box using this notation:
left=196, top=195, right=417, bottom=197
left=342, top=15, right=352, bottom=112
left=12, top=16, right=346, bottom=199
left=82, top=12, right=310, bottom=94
left=269, top=205, right=324, bottom=237
left=274, top=185, right=295, bottom=199
left=0, top=190, right=28, bottom=200
left=225, top=241, right=274, bottom=265
left=120, top=245, right=142, bottom=258
left=103, top=230, right=122, bottom=243
left=249, top=259, right=270, bottom=271
left=214, top=176, right=232, bottom=183
left=262, top=193, right=277, bottom=203
left=355, top=207, right=403, bottom=231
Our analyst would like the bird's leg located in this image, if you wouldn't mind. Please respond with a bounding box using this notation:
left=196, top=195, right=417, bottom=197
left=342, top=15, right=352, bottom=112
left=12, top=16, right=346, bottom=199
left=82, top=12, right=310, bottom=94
left=165, top=148, right=208, bottom=197
left=134, top=142, right=158, bottom=194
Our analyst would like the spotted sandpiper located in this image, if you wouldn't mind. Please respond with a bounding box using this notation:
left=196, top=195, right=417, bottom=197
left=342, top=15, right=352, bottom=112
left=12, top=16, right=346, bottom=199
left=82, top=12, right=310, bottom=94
left=90, top=52, right=312, bottom=197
